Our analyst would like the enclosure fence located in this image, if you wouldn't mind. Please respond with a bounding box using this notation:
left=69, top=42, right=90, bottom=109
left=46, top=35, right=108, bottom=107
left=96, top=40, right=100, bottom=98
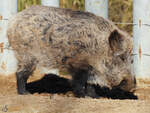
left=0, top=0, right=150, bottom=78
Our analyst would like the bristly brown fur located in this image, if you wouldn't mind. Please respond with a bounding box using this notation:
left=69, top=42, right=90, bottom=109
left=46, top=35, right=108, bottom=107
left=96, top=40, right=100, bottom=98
left=7, top=5, right=136, bottom=97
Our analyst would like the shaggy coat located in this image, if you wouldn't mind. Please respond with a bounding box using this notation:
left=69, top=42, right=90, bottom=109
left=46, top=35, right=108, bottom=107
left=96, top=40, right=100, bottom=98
left=7, top=5, right=136, bottom=97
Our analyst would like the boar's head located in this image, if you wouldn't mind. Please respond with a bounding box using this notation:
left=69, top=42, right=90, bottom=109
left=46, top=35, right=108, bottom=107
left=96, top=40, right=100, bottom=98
left=106, top=28, right=136, bottom=92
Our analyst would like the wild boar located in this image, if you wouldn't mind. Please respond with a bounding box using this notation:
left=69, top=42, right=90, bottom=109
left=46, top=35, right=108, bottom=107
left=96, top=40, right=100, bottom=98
left=7, top=5, right=136, bottom=98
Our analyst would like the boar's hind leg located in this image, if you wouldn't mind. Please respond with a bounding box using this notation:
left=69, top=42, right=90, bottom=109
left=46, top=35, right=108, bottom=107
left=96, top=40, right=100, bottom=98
left=16, top=63, right=36, bottom=95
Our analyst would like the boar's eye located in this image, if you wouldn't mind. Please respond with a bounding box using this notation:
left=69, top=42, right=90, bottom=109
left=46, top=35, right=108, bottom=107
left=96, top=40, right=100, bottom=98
left=119, top=54, right=126, bottom=61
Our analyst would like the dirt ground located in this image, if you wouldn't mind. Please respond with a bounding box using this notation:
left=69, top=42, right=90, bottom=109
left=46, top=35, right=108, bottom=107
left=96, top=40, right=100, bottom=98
left=0, top=72, right=150, bottom=113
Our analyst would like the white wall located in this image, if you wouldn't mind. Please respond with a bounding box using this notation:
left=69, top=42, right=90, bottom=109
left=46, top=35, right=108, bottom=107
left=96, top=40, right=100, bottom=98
left=41, top=0, right=59, bottom=7
left=133, top=0, right=150, bottom=78
left=0, top=0, right=18, bottom=75
left=85, top=0, right=108, bottom=19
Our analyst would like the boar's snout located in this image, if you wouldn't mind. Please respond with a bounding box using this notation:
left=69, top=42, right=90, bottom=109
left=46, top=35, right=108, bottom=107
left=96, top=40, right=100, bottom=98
left=119, top=75, right=136, bottom=92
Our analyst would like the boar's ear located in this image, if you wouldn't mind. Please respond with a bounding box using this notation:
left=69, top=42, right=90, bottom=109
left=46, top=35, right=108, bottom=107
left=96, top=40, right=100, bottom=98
left=109, top=30, right=124, bottom=56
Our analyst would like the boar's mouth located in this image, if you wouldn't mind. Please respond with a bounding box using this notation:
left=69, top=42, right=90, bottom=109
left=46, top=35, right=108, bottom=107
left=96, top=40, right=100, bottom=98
left=113, top=77, right=136, bottom=93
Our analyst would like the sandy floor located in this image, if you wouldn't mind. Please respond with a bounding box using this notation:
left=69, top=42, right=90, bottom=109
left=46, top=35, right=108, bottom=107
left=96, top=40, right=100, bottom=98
left=0, top=73, right=150, bottom=113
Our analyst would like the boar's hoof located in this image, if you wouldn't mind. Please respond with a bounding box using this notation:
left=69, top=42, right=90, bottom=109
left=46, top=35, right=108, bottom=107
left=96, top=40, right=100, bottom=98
left=72, top=83, right=86, bottom=98
left=85, top=84, right=99, bottom=98
left=18, top=90, right=30, bottom=95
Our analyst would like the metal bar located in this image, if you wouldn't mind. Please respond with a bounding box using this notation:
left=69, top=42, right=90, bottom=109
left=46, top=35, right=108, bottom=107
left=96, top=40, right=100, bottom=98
left=132, top=54, right=150, bottom=56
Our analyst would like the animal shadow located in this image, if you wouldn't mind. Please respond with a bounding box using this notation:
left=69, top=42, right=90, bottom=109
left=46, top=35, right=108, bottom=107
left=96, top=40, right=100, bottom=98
left=94, top=85, right=138, bottom=100
left=26, top=74, right=72, bottom=94
left=26, top=74, right=138, bottom=99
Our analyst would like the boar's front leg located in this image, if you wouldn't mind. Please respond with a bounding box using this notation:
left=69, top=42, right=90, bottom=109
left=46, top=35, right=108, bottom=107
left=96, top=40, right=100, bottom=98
left=16, top=63, right=36, bottom=95
left=72, top=69, right=98, bottom=98
left=72, top=69, right=87, bottom=97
